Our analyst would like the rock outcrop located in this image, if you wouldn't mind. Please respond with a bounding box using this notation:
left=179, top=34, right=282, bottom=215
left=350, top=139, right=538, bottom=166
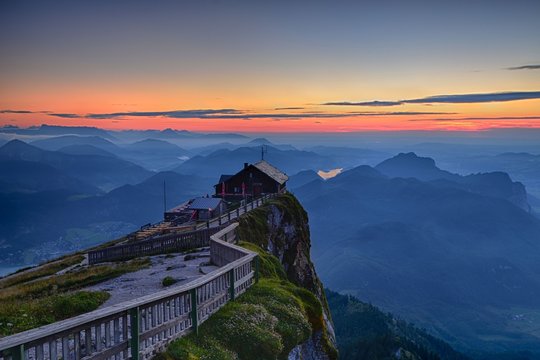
left=238, top=193, right=337, bottom=360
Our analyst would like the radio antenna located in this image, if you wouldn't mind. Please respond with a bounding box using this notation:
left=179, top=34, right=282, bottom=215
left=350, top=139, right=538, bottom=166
left=163, top=180, right=167, bottom=213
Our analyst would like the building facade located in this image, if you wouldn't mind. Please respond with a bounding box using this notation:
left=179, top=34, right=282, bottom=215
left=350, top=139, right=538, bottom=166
left=214, top=160, right=288, bottom=200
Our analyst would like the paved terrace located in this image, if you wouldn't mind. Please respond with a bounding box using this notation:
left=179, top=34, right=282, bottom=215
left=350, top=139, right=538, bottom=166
left=87, top=249, right=218, bottom=308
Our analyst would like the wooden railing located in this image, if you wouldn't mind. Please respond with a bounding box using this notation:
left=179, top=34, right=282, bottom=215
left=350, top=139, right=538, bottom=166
left=0, top=223, right=258, bottom=360
left=194, top=193, right=276, bottom=230
left=88, top=193, right=276, bottom=265
left=88, top=227, right=222, bottom=265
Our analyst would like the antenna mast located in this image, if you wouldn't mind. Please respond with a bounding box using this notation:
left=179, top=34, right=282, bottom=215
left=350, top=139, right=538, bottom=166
left=163, top=180, right=167, bottom=213
left=261, top=145, right=267, bottom=160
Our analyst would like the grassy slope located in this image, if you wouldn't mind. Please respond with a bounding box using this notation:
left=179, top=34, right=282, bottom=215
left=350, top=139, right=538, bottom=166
left=159, top=194, right=338, bottom=360
left=0, top=257, right=150, bottom=336
left=236, top=194, right=332, bottom=318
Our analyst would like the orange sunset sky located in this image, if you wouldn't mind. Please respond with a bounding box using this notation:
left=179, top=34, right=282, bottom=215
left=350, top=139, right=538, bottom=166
left=1, top=1, right=539, bottom=133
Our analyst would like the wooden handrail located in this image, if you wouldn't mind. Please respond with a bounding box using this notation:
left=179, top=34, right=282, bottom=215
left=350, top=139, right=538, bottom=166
left=0, top=222, right=259, bottom=360
left=88, top=193, right=275, bottom=265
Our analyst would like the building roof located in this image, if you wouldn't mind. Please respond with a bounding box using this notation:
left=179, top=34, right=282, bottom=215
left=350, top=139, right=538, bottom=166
left=253, top=160, right=288, bottom=185
left=165, top=200, right=191, bottom=214
left=189, top=197, right=223, bottom=210
left=218, top=174, right=233, bottom=183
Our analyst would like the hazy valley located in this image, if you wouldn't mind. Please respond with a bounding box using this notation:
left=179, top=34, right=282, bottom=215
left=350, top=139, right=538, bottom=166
left=1, top=126, right=540, bottom=359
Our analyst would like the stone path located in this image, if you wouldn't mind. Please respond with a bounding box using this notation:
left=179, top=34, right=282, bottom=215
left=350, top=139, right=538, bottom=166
left=86, top=248, right=218, bottom=308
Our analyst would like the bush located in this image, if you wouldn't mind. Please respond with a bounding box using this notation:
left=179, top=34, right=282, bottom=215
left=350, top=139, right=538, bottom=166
left=162, top=276, right=178, bottom=287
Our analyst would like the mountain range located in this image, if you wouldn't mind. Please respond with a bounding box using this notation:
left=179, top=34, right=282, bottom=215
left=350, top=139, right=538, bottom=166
left=0, top=140, right=153, bottom=191
left=327, top=290, right=469, bottom=360
left=0, top=170, right=212, bottom=266
left=295, top=153, right=540, bottom=356
left=174, top=145, right=337, bottom=178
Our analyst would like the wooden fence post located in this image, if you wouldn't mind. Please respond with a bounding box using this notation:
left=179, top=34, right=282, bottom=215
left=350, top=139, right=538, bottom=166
left=229, top=269, right=235, bottom=301
left=255, top=256, right=260, bottom=283
left=190, top=289, right=198, bottom=335
left=6, top=345, right=24, bottom=360
left=129, top=307, right=140, bottom=360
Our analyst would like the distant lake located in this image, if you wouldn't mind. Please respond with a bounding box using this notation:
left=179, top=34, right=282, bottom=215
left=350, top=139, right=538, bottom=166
left=318, top=168, right=343, bottom=180
left=0, top=265, right=32, bottom=277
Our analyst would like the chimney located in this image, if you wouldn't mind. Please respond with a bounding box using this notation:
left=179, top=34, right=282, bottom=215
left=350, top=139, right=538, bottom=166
left=244, top=162, right=249, bottom=170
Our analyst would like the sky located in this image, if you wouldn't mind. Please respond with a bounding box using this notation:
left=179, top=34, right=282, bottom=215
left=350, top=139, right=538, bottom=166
left=1, top=0, right=539, bottom=133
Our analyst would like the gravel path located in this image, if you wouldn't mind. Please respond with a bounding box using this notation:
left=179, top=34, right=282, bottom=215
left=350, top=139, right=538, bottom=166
left=86, top=248, right=218, bottom=307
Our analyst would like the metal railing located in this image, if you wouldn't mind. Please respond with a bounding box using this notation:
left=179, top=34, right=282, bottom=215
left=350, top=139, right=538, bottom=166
left=0, top=223, right=258, bottom=360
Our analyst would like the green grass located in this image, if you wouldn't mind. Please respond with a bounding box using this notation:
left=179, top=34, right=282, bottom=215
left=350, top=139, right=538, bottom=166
left=158, top=280, right=310, bottom=360
left=0, top=258, right=150, bottom=301
left=0, top=291, right=110, bottom=336
left=0, top=255, right=85, bottom=289
left=159, top=239, right=338, bottom=360
left=0, top=258, right=150, bottom=336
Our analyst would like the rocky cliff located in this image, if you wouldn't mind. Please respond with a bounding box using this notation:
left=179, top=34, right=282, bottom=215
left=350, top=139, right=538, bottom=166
left=159, top=193, right=337, bottom=360
left=237, top=193, right=337, bottom=360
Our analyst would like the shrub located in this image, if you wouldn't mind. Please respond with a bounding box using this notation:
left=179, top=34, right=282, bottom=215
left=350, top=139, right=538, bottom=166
left=162, top=276, right=178, bottom=287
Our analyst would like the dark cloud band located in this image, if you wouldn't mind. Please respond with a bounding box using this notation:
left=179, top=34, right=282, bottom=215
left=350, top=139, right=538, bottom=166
left=323, top=91, right=540, bottom=106
left=410, top=116, right=540, bottom=122
left=506, top=65, right=540, bottom=70
left=324, top=101, right=403, bottom=107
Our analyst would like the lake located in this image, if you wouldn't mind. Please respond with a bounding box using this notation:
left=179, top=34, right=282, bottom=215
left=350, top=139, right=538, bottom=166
left=0, top=265, right=32, bottom=277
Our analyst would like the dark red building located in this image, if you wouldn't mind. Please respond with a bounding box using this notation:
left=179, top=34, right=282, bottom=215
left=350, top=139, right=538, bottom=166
left=214, top=160, right=288, bottom=200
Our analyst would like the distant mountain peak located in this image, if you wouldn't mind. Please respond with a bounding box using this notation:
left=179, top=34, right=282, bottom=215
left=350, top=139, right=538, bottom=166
left=0, top=139, right=41, bottom=155
left=134, top=138, right=171, bottom=145
left=2, top=138, right=29, bottom=148
left=383, top=152, right=437, bottom=168
left=375, top=152, right=452, bottom=181
left=247, top=137, right=273, bottom=145
left=161, top=128, right=178, bottom=134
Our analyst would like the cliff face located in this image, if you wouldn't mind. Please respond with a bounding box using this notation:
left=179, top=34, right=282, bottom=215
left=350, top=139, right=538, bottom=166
left=237, top=194, right=337, bottom=360
left=158, top=193, right=337, bottom=360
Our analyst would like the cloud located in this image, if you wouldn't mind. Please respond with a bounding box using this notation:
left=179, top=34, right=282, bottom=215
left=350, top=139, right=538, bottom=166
left=46, top=109, right=242, bottom=120
left=49, top=113, right=83, bottom=118
left=323, top=101, right=403, bottom=107
left=85, top=109, right=241, bottom=119
left=405, top=91, right=540, bottom=104
left=324, top=91, right=540, bottom=107
left=274, top=107, right=305, bottom=110
left=506, top=65, right=540, bottom=71
left=0, top=109, right=51, bottom=114
left=410, top=116, right=540, bottom=122
left=202, top=111, right=455, bottom=120
left=46, top=109, right=355, bottom=120
left=42, top=108, right=456, bottom=121
left=0, top=110, right=34, bottom=114
left=202, top=112, right=351, bottom=120
left=349, top=111, right=455, bottom=116
left=396, top=111, right=456, bottom=115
